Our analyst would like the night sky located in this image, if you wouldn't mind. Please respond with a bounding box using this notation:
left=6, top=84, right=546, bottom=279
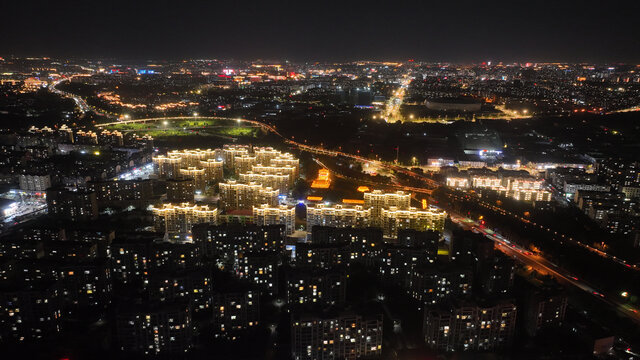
left=2, top=0, right=639, bottom=62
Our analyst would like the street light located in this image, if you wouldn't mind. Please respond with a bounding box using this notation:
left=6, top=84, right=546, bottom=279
left=621, top=291, right=629, bottom=298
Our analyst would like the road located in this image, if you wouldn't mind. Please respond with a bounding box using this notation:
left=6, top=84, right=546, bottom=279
left=50, top=76, right=112, bottom=118
left=96, top=115, right=440, bottom=189
left=450, top=214, right=640, bottom=324
left=445, top=191, right=640, bottom=271
left=383, top=75, right=412, bottom=122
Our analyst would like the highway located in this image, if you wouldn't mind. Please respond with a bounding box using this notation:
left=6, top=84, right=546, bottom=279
left=382, top=75, right=412, bottom=122
left=445, top=191, right=640, bottom=272
left=50, top=75, right=112, bottom=118
left=96, top=115, right=440, bottom=189
left=450, top=214, right=640, bottom=324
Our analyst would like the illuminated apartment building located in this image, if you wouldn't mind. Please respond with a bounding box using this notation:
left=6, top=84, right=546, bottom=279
left=253, top=204, right=296, bottom=235
left=240, top=171, right=290, bottom=194
left=505, top=178, right=544, bottom=190
left=306, top=204, right=372, bottom=229
left=270, top=154, right=299, bottom=177
left=446, top=177, right=470, bottom=188
left=501, top=189, right=552, bottom=202
left=168, top=149, right=215, bottom=167
left=234, top=155, right=258, bottom=175
left=381, top=206, right=446, bottom=237
left=151, top=203, right=218, bottom=235
left=200, top=159, right=224, bottom=182
left=252, top=164, right=297, bottom=186
left=254, top=147, right=281, bottom=166
left=222, top=145, right=250, bottom=167
left=179, top=167, right=206, bottom=191
left=364, top=190, right=411, bottom=225
left=218, top=180, right=279, bottom=210
left=99, top=129, right=124, bottom=146
left=153, top=154, right=183, bottom=179
left=471, top=176, right=502, bottom=188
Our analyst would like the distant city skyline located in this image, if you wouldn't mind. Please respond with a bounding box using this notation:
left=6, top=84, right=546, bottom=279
left=2, top=0, right=639, bottom=62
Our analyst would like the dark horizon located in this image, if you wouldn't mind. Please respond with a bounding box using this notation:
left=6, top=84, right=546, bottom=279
left=2, top=0, right=639, bottom=63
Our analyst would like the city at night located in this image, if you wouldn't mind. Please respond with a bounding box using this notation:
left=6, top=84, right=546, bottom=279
left=1, top=1, right=640, bottom=359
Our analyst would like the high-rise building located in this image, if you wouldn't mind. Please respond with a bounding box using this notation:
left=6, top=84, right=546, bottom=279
left=409, top=266, right=472, bottom=304
left=151, top=203, right=218, bottom=236
left=179, top=167, right=206, bottom=191
left=252, top=164, right=297, bottom=186
left=191, top=223, right=285, bottom=260
left=200, top=159, right=224, bottom=182
left=286, top=268, right=347, bottom=306
left=19, top=173, right=51, bottom=192
left=291, top=312, right=383, bottom=360
left=0, top=281, right=63, bottom=342
left=211, top=276, right=260, bottom=338
left=168, top=149, right=216, bottom=167
left=234, top=155, right=257, bottom=176
left=153, top=154, right=182, bottom=179
left=222, top=145, right=250, bottom=168
left=219, top=180, right=278, bottom=210
left=166, top=178, right=195, bottom=203
left=240, top=171, right=290, bottom=194
left=115, top=301, right=193, bottom=355
left=306, top=204, right=372, bottom=229
left=88, top=179, right=153, bottom=207
left=381, top=207, right=446, bottom=237
left=254, top=147, right=281, bottom=166
left=423, top=300, right=517, bottom=351
left=235, top=251, right=280, bottom=296
left=253, top=204, right=296, bottom=235
left=46, top=187, right=98, bottom=221
left=364, top=190, right=411, bottom=225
